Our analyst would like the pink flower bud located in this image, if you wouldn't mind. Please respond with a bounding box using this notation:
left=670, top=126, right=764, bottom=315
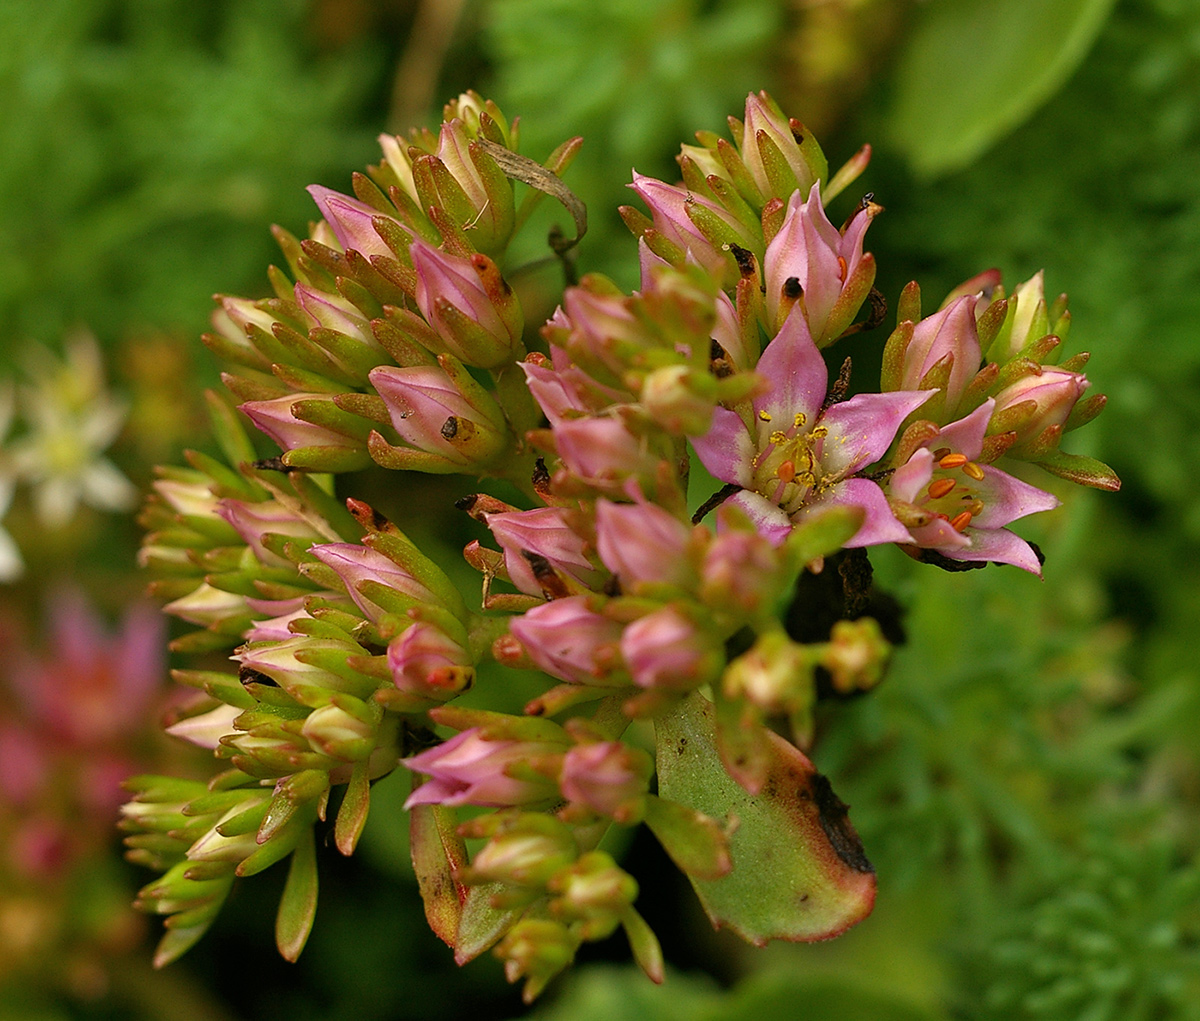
left=240, top=394, right=352, bottom=452
left=552, top=416, right=662, bottom=489
left=594, top=500, right=692, bottom=590
left=699, top=518, right=789, bottom=615
left=628, top=172, right=754, bottom=280
left=217, top=498, right=325, bottom=568
left=740, top=91, right=821, bottom=201
left=402, top=729, right=564, bottom=808
left=310, top=542, right=440, bottom=621
left=387, top=621, right=475, bottom=700
left=484, top=507, right=601, bottom=597
left=620, top=605, right=723, bottom=691
left=293, top=283, right=373, bottom=344
left=900, top=295, right=982, bottom=410
left=410, top=239, right=522, bottom=368
left=763, top=183, right=875, bottom=345
left=990, top=366, right=1089, bottom=455
left=370, top=362, right=509, bottom=468
left=509, top=596, right=624, bottom=686
left=307, top=185, right=400, bottom=261
left=560, top=742, right=652, bottom=822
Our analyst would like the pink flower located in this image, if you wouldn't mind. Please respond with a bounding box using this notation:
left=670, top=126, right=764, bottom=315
left=594, top=500, right=693, bottom=590
left=691, top=307, right=933, bottom=546
left=628, top=172, right=757, bottom=280
left=387, top=621, right=475, bottom=700
left=763, top=183, right=876, bottom=346
left=560, top=742, right=652, bottom=822
left=899, top=295, right=982, bottom=412
left=484, top=507, right=602, bottom=597
left=886, top=400, right=1060, bottom=574
left=402, top=729, right=562, bottom=809
left=619, top=605, right=722, bottom=691
left=509, top=596, right=625, bottom=686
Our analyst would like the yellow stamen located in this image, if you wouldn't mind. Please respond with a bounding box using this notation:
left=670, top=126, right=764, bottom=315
left=758, top=410, right=772, bottom=422
left=939, top=453, right=968, bottom=468
left=967, top=499, right=985, bottom=517
left=928, top=478, right=956, bottom=500
left=770, top=430, right=789, bottom=444
left=963, top=461, right=985, bottom=481
left=793, top=412, right=807, bottom=428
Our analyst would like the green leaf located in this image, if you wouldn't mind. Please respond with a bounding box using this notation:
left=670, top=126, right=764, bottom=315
left=654, top=694, right=876, bottom=945
left=454, top=882, right=522, bottom=966
left=275, top=828, right=319, bottom=962
left=886, top=0, right=1117, bottom=177
left=409, top=801, right=469, bottom=948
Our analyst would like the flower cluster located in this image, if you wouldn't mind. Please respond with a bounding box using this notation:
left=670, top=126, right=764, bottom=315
left=124, top=91, right=1117, bottom=999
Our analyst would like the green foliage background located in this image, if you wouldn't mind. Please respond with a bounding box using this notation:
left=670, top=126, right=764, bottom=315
left=1, top=0, right=1197, bottom=1019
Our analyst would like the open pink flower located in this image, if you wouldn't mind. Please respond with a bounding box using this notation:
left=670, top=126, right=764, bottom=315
left=691, top=307, right=933, bottom=546
left=886, top=400, right=1059, bottom=574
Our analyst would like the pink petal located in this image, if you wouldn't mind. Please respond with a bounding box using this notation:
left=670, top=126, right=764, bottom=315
left=970, top=467, right=1060, bottom=529
left=950, top=527, right=1045, bottom=576
left=754, top=306, right=827, bottom=424
left=691, top=406, right=756, bottom=487
left=725, top=490, right=793, bottom=544
left=820, top=389, right=935, bottom=477
left=936, top=400, right=993, bottom=460
left=809, top=478, right=913, bottom=547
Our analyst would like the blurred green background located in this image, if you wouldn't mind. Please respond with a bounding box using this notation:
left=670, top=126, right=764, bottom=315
left=0, top=1, right=1197, bottom=1019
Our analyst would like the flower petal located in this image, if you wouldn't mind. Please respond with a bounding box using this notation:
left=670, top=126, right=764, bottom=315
left=951, top=527, right=1045, bottom=576
left=691, top=407, right=756, bottom=487
left=820, top=389, right=936, bottom=477
left=754, top=305, right=827, bottom=424
left=808, top=478, right=913, bottom=547
left=971, top=466, right=1060, bottom=529
left=726, top=490, right=794, bottom=544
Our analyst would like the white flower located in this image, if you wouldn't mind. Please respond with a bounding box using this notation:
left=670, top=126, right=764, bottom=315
left=9, top=331, right=137, bottom=528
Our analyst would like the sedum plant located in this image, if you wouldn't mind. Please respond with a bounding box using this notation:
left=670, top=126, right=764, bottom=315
left=121, top=89, right=1118, bottom=1002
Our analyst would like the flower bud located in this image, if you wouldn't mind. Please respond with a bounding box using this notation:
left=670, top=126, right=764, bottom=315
left=559, top=742, right=652, bottom=822
left=620, top=605, right=723, bottom=691
left=989, top=366, right=1090, bottom=458
left=387, top=621, right=475, bottom=700
left=403, top=728, right=566, bottom=809
left=763, top=183, right=876, bottom=346
left=300, top=703, right=378, bottom=761
left=508, top=596, right=625, bottom=686
left=822, top=618, right=891, bottom=695
left=459, top=813, right=577, bottom=887
left=638, top=365, right=717, bottom=435
left=410, top=239, right=523, bottom=368
left=369, top=359, right=511, bottom=471
left=217, top=498, right=325, bottom=568
left=739, top=91, right=824, bottom=203
left=494, top=918, right=578, bottom=1003
left=722, top=630, right=814, bottom=712
left=551, top=416, right=663, bottom=490
left=310, top=542, right=441, bottom=622
left=594, top=499, right=693, bottom=591
left=896, top=295, right=982, bottom=415
left=484, top=507, right=602, bottom=598
left=240, top=394, right=361, bottom=454
left=307, top=185, right=401, bottom=262
left=548, top=851, right=638, bottom=940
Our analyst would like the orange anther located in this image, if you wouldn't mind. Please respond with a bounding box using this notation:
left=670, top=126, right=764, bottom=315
left=837, top=256, right=848, bottom=281
left=777, top=460, right=796, bottom=483
left=967, top=499, right=985, bottom=517
left=962, top=461, right=985, bottom=481
left=939, top=453, right=968, bottom=468
left=949, top=510, right=973, bottom=532
left=932, top=447, right=951, bottom=460
left=927, top=478, right=956, bottom=500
